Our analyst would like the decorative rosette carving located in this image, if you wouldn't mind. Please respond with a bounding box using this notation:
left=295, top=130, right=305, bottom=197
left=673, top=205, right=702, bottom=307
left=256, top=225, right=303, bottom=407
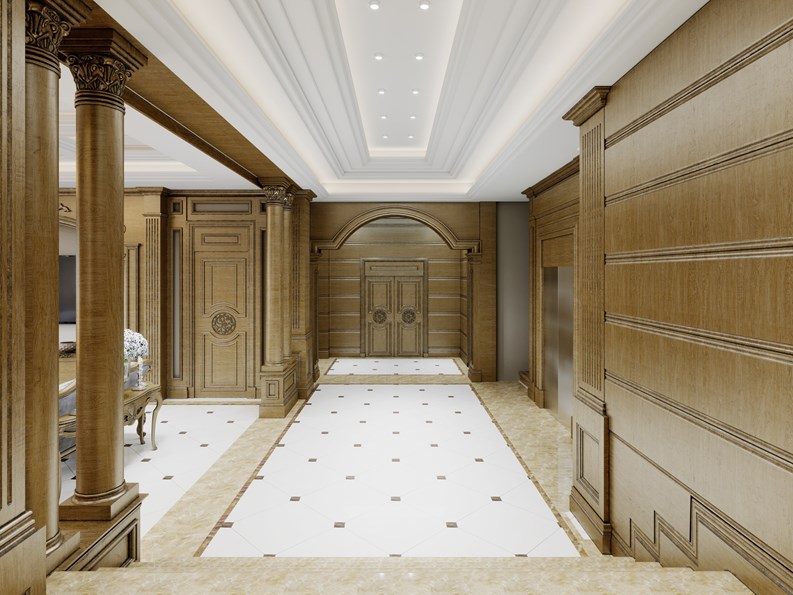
left=372, top=307, right=388, bottom=325
left=211, top=312, right=237, bottom=336
left=25, top=4, right=71, bottom=72
left=401, top=307, right=417, bottom=325
left=66, top=54, right=131, bottom=97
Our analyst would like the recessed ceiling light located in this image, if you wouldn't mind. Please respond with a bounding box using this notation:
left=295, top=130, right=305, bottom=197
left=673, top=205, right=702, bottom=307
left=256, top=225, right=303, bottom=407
left=408, top=135, right=414, bottom=139
left=415, top=53, right=424, bottom=61
left=419, top=0, right=430, bottom=9
left=377, top=88, right=386, bottom=95
left=411, top=89, right=420, bottom=95
left=382, top=135, right=389, bottom=139
left=374, top=53, right=384, bottom=61
left=380, top=115, right=387, bottom=120
left=409, top=114, right=417, bottom=120
left=369, top=0, right=380, bottom=9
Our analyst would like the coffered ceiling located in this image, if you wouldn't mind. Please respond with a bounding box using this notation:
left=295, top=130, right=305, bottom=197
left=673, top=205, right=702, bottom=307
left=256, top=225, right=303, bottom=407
left=84, top=0, right=708, bottom=201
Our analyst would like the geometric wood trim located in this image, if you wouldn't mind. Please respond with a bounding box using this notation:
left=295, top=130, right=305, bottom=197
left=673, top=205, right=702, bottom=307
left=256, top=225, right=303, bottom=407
left=605, top=313, right=793, bottom=365
left=605, top=127, right=793, bottom=205
left=606, top=371, right=793, bottom=474
left=123, top=244, right=140, bottom=332
left=311, top=205, right=481, bottom=254
left=612, top=433, right=793, bottom=594
left=606, top=237, right=793, bottom=264
left=576, top=424, right=600, bottom=501
left=574, top=388, right=607, bottom=415
left=606, top=17, right=793, bottom=148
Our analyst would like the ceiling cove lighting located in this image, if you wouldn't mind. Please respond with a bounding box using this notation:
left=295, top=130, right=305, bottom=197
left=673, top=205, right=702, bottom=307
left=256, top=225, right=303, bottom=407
left=419, top=0, right=430, bottom=9
left=369, top=0, right=380, bottom=10
left=374, top=53, right=384, bottom=61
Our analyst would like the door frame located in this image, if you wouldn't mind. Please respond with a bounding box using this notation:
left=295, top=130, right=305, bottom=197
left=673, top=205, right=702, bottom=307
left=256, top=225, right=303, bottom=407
left=361, top=258, right=429, bottom=357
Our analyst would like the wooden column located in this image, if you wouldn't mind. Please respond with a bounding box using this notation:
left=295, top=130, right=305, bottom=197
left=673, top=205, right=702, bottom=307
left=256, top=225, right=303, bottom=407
left=259, top=180, right=298, bottom=417
left=291, top=189, right=317, bottom=399
left=0, top=0, right=46, bottom=591
left=59, top=29, right=146, bottom=520
left=563, top=86, right=612, bottom=553
left=310, top=250, right=321, bottom=384
left=23, top=0, right=87, bottom=570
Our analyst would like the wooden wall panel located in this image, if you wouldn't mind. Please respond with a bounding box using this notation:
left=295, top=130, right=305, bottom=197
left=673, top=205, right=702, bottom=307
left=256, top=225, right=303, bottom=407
left=605, top=0, right=793, bottom=137
left=606, top=258, right=792, bottom=344
left=567, top=0, right=793, bottom=590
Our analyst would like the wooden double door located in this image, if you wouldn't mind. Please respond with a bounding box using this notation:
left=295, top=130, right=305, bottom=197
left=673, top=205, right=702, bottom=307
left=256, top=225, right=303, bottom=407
left=363, top=260, right=426, bottom=357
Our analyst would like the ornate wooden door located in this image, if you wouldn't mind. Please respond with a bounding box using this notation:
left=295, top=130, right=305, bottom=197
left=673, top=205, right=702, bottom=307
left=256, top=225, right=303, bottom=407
left=193, top=225, right=254, bottom=397
left=363, top=260, right=425, bottom=357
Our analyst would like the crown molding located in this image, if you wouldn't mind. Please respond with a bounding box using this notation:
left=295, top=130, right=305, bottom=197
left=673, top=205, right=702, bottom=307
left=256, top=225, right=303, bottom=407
left=522, top=157, right=578, bottom=198
left=563, top=86, right=611, bottom=126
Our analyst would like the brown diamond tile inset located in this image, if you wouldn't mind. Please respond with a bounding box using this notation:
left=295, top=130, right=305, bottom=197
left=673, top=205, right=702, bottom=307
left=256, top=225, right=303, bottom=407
left=389, top=554, right=401, bottom=557
left=463, top=431, right=471, bottom=435
left=391, top=496, right=401, bottom=502
left=334, top=522, right=345, bottom=528
left=163, top=476, right=174, bottom=480
left=124, top=443, right=132, bottom=447
left=254, top=475, right=264, bottom=480
left=475, top=458, right=484, bottom=463
left=437, top=475, right=446, bottom=480
left=290, top=496, right=301, bottom=502
left=353, top=444, right=362, bottom=448
left=446, top=522, right=458, bottom=528
left=430, top=444, right=438, bottom=448
left=391, top=458, right=400, bottom=463
left=141, top=458, right=151, bottom=462
left=346, top=475, right=355, bottom=480
left=392, top=431, right=400, bottom=435
left=308, top=458, right=318, bottom=463
left=226, top=420, right=235, bottom=424
left=491, top=496, right=502, bottom=502
left=200, top=444, right=209, bottom=448
left=321, top=431, right=329, bottom=435
left=179, top=431, right=187, bottom=435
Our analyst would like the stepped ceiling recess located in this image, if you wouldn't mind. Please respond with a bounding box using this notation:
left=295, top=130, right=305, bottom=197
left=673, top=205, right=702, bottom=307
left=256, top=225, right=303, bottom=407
left=59, top=0, right=707, bottom=200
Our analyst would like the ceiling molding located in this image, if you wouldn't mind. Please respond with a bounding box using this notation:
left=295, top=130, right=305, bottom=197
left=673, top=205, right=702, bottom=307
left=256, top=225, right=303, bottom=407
left=563, top=86, right=611, bottom=126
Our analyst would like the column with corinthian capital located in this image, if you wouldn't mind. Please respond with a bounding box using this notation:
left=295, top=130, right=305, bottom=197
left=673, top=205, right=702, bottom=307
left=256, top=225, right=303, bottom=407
left=23, top=0, right=89, bottom=570
left=259, top=180, right=298, bottom=418
left=59, top=29, right=146, bottom=523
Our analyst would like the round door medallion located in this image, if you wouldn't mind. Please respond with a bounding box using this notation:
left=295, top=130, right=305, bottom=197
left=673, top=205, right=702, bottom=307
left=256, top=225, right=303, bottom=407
left=372, top=307, right=388, bottom=325
left=401, top=307, right=417, bottom=325
left=211, top=311, right=237, bottom=336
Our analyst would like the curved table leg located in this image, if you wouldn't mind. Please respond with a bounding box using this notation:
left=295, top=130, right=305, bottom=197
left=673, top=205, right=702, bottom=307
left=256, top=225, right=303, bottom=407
left=150, top=391, right=164, bottom=450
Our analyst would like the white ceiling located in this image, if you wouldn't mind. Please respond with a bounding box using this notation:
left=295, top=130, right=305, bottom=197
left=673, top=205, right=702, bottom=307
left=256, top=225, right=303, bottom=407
left=85, top=0, right=708, bottom=201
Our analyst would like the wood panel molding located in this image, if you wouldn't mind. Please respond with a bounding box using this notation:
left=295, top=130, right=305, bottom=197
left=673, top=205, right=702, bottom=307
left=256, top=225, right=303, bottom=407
left=607, top=237, right=793, bottom=264
left=607, top=371, right=792, bottom=473
left=606, top=128, right=793, bottom=205
left=562, top=86, right=611, bottom=127
left=311, top=206, right=481, bottom=254
left=606, top=313, right=793, bottom=366
left=606, top=16, right=793, bottom=148
left=612, top=433, right=793, bottom=593
left=523, top=157, right=579, bottom=198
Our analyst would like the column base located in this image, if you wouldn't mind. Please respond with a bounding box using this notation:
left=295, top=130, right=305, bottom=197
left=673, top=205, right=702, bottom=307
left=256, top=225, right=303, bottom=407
left=60, top=482, right=140, bottom=522
left=468, top=367, right=483, bottom=382
left=45, top=529, right=81, bottom=574
left=259, top=359, right=299, bottom=418
left=58, top=494, right=144, bottom=571
left=0, top=512, right=45, bottom=593
left=570, top=486, right=612, bottom=554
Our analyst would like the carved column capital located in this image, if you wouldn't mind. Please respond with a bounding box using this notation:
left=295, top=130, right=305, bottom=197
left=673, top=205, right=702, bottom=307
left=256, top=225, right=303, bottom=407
left=262, top=185, right=290, bottom=206
left=65, top=54, right=131, bottom=110
left=25, top=2, right=70, bottom=72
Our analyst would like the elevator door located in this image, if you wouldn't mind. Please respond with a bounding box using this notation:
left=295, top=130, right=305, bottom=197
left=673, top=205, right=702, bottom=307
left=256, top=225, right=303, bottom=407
left=543, top=266, right=574, bottom=431
left=364, top=260, right=425, bottom=357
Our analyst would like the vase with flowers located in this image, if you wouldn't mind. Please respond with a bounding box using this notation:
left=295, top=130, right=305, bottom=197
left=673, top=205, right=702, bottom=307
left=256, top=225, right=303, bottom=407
left=123, top=329, right=149, bottom=390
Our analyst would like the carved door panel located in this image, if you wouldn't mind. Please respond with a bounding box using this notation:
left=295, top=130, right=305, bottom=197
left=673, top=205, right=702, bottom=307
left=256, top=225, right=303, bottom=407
left=365, top=277, right=393, bottom=356
left=363, top=260, right=425, bottom=357
left=193, top=226, right=253, bottom=397
left=395, top=277, right=422, bottom=356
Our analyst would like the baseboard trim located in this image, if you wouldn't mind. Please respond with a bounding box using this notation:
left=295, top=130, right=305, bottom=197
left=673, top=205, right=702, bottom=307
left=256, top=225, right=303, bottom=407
left=570, top=486, right=612, bottom=554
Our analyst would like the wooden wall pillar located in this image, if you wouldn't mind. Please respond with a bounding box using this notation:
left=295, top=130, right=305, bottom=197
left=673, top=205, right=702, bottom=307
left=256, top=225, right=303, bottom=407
left=59, top=29, right=146, bottom=529
left=563, top=87, right=612, bottom=553
left=143, top=197, right=168, bottom=391
left=23, top=0, right=87, bottom=571
left=0, top=0, right=46, bottom=591
left=282, top=197, right=293, bottom=359
left=467, top=202, right=497, bottom=382
left=259, top=181, right=297, bottom=417
left=309, top=251, right=321, bottom=384
left=290, top=189, right=317, bottom=399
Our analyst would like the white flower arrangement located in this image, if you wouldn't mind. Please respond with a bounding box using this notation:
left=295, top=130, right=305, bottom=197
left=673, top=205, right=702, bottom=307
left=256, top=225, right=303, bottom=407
left=123, top=329, right=149, bottom=361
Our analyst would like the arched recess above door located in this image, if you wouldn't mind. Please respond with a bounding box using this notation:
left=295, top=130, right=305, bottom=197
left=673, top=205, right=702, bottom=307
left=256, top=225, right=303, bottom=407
left=311, top=206, right=481, bottom=254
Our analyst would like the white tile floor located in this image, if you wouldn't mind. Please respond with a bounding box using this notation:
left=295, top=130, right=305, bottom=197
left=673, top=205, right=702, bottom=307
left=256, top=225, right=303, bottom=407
left=327, top=358, right=463, bottom=376
left=60, top=404, right=259, bottom=536
left=202, top=383, right=578, bottom=558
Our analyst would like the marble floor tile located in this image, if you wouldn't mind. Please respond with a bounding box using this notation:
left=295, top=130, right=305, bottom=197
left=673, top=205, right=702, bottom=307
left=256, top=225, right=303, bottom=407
left=328, top=357, right=463, bottom=376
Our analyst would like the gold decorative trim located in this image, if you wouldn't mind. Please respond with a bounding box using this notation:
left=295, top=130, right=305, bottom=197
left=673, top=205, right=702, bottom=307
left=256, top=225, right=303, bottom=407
left=606, top=17, right=793, bottom=148
left=562, top=86, right=610, bottom=127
